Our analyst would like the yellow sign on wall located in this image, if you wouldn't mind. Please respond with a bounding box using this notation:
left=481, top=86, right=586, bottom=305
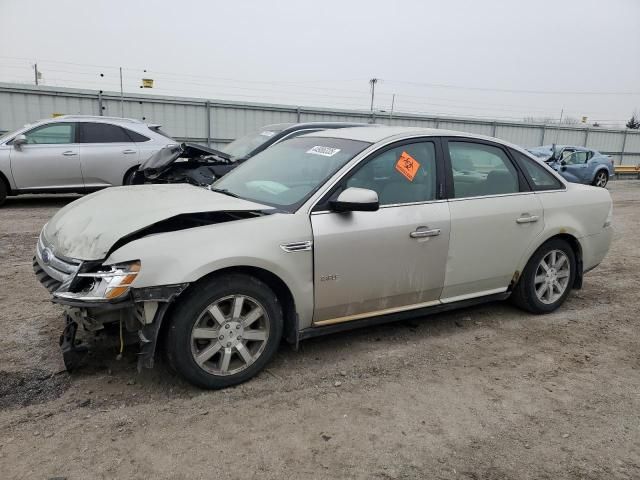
left=141, top=78, right=154, bottom=88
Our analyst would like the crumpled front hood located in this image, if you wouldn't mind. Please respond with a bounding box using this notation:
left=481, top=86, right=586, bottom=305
left=43, top=184, right=272, bottom=261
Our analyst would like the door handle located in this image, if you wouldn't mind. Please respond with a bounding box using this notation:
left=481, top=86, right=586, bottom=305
left=62, top=151, right=77, bottom=156
left=122, top=149, right=136, bottom=154
left=410, top=227, right=441, bottom=238
left=516, top=214, right=539, bottom=224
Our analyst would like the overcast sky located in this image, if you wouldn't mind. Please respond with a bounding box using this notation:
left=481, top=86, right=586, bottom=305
left=1, top=0, right=639, bottom=126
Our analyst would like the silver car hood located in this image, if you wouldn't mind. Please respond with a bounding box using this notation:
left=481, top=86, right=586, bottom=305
left=43, top=184, right=272, bottom=261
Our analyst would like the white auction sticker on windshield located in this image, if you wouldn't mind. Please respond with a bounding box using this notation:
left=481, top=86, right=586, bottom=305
left=260, top=131, right=276, bottom=137
left=306, top=146, right=341, bottom=157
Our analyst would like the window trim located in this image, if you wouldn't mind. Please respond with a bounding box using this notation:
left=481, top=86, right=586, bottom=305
left=311, top=137, right=446, bottom=212
left=441, top=137, right=530, bottom=200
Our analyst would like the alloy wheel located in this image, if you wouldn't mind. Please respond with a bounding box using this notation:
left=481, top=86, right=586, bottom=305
left=190, top=294, right=270, bottom=376
left=595, top=172, right=608, bottom=187
left=533, top=249, right=571, bottom=305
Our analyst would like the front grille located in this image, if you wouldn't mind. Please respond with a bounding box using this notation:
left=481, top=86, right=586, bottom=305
left=33, top=257, right=62, bottom=293
left=34, top=233, right=81, bottom=293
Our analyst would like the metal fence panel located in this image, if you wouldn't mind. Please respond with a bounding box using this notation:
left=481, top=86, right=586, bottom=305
left=624, top=132, right=640, bottom=153
left=2, top=82, right=639, bottom=165
left=211, top=106, right=298, bottom=141
left=495, top=125, right=543, bottom=147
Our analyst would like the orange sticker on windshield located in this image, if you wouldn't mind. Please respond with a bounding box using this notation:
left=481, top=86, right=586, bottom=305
left=395, top=151, right=421, bottom=181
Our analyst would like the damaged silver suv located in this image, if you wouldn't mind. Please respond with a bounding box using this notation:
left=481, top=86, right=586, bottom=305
left=34, top=127, right=613, bottom=389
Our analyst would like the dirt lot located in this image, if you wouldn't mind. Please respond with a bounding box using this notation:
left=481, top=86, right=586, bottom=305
left=0, top=182, right=639, bottom=480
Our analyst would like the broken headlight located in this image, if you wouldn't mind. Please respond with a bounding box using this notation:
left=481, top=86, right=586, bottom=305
left=55, top=261, right=141, bottom=302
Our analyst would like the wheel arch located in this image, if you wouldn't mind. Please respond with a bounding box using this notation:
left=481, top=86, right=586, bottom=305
left=516, top=232, right=583, bottom=291
left=122, top=164, right=140, bottom=185
left=180, top=265, right=299, bottom=345
left=0, top=169, right=12, bottom=193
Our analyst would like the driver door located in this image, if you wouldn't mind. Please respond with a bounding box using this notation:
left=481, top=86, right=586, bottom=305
left=9, top=122, right=83, bottom=190
left=310, top=140, right=451, bottom=325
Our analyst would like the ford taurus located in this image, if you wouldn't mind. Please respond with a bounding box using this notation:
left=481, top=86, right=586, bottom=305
left=33, top=127, right=613, bottom=389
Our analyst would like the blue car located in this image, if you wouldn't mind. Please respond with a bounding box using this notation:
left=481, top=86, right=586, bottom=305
left=527, top=145, right=614, bottom=188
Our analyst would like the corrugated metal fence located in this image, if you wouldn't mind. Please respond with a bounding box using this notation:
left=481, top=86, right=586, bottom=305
left=1, top=82, right=639, bottom=165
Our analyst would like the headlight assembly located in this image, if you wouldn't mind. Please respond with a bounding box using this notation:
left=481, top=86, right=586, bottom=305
left=55, top=260, right=141, bottom=302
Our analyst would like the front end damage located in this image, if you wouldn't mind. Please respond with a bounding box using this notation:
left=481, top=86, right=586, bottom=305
left=33, top=233, right=188, bottom=372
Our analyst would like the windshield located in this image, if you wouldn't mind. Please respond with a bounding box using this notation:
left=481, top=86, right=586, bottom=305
left=222, top=128, right=285, bottom=159
left=213, top=137, right=370, bottom=210
left=0, top=130, right=14, bottom=143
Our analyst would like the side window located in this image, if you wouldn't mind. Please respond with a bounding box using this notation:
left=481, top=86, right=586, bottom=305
left=80, top=123, right=133, bottom=143
left=124, top=129, right=150, bottom=142
left=448, top=141, right=519, bottom=198
left=22, top=123, right=75, bottom=144
left=560, top=149, right=575, bottom=160
left=568, top=151, right=588, bottom=164
left=345, top=141, right=437, bottom=206
left=511, top=150, right=564, bottom=191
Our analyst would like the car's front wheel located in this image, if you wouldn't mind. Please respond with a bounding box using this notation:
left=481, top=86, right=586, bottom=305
left=0, top=180, right=7, bottom=206
left=592, top=170, right=608, bottom=188
left=511, top=239, right=576, bottom=314
left=165, top=274, right=283, bottom=389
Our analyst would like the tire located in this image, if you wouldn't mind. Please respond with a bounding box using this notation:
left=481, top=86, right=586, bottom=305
left=123, top=167, right=139, bottom=186
left=592, top=170, right=608, bottom=188
left=511, top=239, right=576, bottom=314
left=0, top=180, right=6, bottom=207
left=165, top=273, right=283, bottom=389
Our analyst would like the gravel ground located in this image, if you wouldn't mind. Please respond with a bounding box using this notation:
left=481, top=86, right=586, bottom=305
left=0, top=182, right=639, bottom=480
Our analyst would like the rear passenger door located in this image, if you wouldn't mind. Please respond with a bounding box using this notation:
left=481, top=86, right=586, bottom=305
left=78, top=122, right=140, bottom=187
left=441, top=138, right=544, bottom=302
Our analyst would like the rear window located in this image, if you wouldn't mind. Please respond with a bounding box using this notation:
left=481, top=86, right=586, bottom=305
left=125, top=129, right=150, bottom=142
left=80, top=123, right=132, bottom=143
left=149, top=126, right=174, bottom=141
left=511, top=149, right=564, bottom=191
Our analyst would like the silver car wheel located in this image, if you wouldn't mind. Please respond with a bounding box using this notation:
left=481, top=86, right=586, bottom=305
left=534, top=250, right=571, bottom=305
left=595, top=171, right=608, bottom=187
left=190, top=294, right=270, bottom=376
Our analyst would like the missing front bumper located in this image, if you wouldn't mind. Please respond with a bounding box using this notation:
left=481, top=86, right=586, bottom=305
left=59, top=316, right=88, bottom=371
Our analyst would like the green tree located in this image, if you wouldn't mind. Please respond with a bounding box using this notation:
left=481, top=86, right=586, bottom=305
left=626, top=113, right=640, bottom=129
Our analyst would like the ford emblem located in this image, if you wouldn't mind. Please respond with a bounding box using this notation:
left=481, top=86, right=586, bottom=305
left=41, top=248, right=52, bottom=265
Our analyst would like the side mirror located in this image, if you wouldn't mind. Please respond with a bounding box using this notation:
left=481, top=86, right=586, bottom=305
left=560, top=160, right=567, bottom=166
left=13, top=134, right=27, bottom=149
left=330, top=187, right=379, bottom=213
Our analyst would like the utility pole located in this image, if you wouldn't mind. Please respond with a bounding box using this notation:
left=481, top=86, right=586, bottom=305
left=369, top=78, right=378, bottom=113
left=119, top=67, right=124, bottom=117
left=34, top=63, right=39, bottom=86
left=389, top=94, right=395, bottom=121
left=554, top=107, right=564, bottom=144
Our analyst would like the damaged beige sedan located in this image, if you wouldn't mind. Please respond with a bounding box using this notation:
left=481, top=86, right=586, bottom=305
left=34, top=127, right=613, bottom=389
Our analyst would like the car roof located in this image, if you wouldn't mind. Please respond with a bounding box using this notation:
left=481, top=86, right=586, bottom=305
left=51, top=115, right=145, bottom=124
left=539, top=145, right=592, bottom=152
left=261, top=121, right=374, bottom=132
left=304, top=126, right=503, bottom=144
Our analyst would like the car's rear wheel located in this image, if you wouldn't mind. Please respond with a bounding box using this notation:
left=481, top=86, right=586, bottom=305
left=511, top=239, right=576, bottom=314
left=123, top=166, right=139, bottom=185
left=592, top=170, right=608, bottom=188
left=165, top=274, right=283, bottom=389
